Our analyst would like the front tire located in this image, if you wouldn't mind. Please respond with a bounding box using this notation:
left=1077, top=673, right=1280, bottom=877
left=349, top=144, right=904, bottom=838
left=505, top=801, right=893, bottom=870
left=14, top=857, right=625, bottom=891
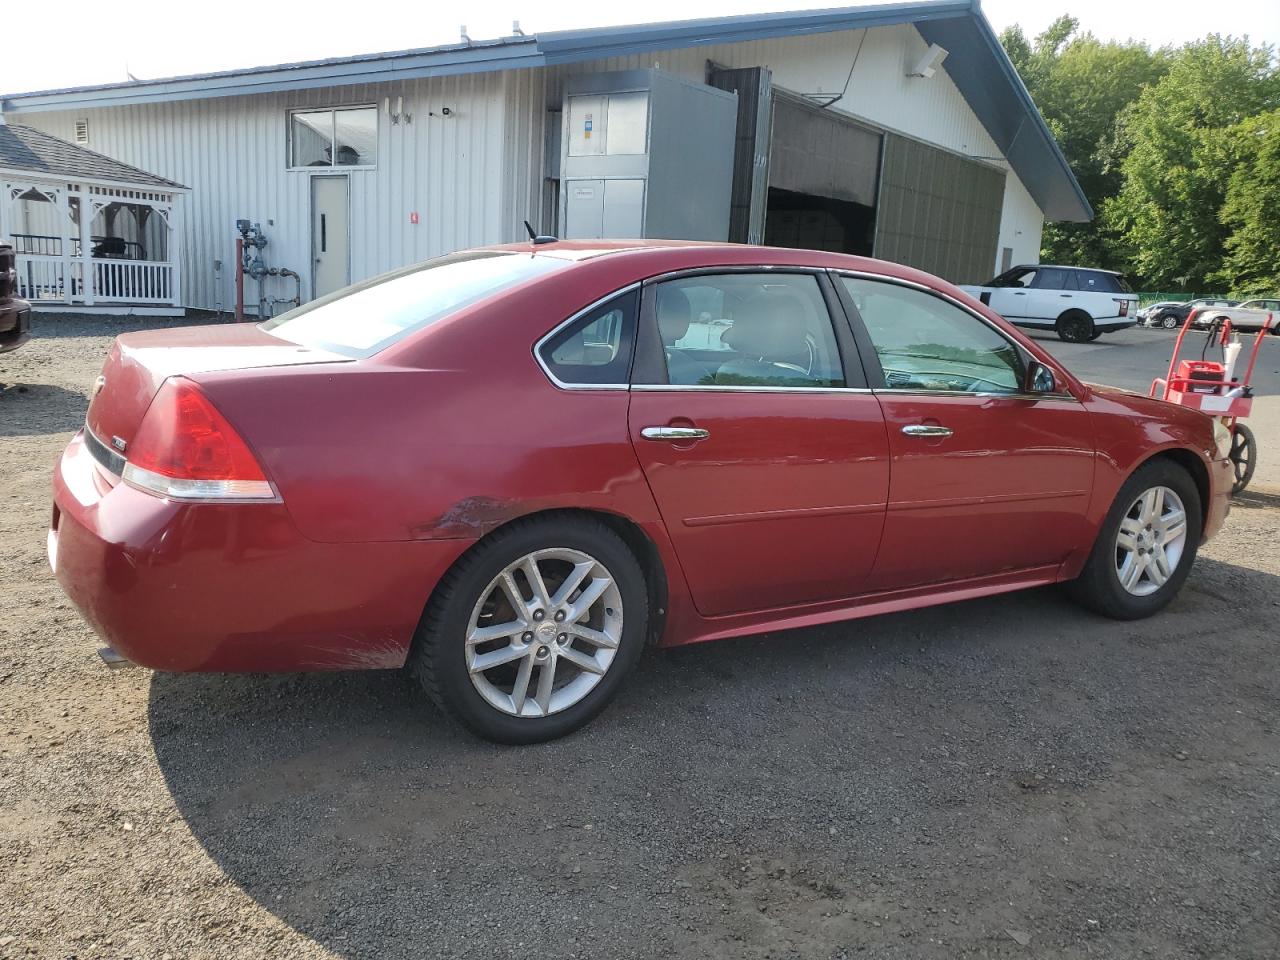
left=1160, top=313, right=1180, bottom=329
left=410, top=515, right=648, bottom=744
left=1066, top=459, right=1202, bottom=620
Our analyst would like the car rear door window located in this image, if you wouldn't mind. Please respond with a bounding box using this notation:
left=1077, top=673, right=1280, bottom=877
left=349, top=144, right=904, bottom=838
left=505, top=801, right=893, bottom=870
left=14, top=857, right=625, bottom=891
left=839, top=276, right=1024, bottom=394
left=537, top=288, right=639, bottom=386
left=652, top=273, right=846, bottom=388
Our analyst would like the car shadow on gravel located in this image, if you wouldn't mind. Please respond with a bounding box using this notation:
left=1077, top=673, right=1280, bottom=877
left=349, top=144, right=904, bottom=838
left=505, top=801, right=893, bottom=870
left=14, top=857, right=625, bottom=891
left=0, top=383, right=89, bottom=435
left=145, top=556, right=1280, bottom=959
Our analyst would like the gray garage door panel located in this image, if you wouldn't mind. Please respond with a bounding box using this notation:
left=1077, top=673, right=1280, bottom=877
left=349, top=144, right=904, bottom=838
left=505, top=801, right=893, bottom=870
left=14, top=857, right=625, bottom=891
left=769, top=95, right=881, bottom=207
left=874, top=133, right=1004, bottom=284
left=707, top=64, right=774, bottom=245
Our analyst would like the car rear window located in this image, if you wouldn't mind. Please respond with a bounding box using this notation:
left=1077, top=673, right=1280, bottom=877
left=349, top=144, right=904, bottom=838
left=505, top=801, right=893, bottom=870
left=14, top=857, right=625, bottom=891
left=262, top=251, right=566, bottom=357
left=1074, top=270, right=1132, bottom=294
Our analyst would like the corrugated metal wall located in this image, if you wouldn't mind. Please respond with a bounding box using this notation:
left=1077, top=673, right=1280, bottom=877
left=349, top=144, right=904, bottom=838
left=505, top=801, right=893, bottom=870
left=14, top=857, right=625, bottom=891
left=19, top=74, right=510, bottom=311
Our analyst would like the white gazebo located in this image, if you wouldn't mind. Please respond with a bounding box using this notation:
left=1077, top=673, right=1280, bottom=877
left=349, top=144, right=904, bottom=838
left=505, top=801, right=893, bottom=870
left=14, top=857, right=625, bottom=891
left=0, top=120, right=187, bottom=314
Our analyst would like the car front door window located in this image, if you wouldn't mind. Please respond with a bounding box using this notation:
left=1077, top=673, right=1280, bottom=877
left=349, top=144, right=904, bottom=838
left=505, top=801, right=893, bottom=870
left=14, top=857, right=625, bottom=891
left=839, top=277, right=1024, bottom=394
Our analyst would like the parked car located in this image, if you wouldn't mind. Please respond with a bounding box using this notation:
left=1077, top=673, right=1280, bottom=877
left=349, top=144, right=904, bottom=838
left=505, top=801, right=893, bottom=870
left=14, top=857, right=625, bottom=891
left=959, top=264, right=1139, bottom=342
left=1151, top=298, right=1239, bottom=329
left=1190, top=297, right=1280, bottom=334
left=49, top=242, right=1234, bottom=743
left=1138, top=300, right=1184, bottom=326
left=0, top=241, right=32, bottom=354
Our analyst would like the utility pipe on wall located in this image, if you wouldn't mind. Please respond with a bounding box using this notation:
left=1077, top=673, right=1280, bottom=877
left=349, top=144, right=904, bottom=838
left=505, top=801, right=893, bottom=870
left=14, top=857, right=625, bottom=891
left=234, top=236, right=245, bottom=321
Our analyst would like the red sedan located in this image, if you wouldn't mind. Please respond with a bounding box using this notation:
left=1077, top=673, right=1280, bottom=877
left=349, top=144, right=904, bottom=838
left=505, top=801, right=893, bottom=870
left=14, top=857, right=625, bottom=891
left=50, top=242, right=1234, bottom=742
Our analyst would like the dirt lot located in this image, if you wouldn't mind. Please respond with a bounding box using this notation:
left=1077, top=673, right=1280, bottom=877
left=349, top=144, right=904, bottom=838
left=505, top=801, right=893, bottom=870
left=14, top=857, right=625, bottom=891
left=2, top=315, right=1278, bottom=959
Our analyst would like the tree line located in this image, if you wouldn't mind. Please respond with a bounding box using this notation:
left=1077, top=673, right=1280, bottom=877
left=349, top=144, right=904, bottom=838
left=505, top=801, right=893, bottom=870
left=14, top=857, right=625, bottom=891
left=1000, top=16, right=1279, bottom=296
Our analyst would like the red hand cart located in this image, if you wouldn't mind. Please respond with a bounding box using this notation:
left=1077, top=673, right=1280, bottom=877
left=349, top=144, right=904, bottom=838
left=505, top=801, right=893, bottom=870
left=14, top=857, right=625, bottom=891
left=1150, top=308, right=1273, bottom=493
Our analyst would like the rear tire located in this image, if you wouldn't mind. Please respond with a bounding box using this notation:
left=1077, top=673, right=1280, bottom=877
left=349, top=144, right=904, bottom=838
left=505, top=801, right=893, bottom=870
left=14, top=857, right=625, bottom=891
left=1066, top=459, right=1202, bottom=620
left=409, top=515, right=648, bottom=744
left=1056, top=311, right=1095, bottom=343
left=1088, top=329, right=1103, bottom=341
left=1160, top=313, right=1180, bottom=329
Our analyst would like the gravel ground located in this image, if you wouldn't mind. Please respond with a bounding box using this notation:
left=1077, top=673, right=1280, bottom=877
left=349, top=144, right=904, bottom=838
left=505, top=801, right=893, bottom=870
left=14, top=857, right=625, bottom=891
left=2, top=314, right=1278, bottom=960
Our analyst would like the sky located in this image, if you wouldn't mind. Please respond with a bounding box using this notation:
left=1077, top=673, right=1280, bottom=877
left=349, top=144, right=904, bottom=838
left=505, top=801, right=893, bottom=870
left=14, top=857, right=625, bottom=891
left=0, top=0, right=1276, bottom=94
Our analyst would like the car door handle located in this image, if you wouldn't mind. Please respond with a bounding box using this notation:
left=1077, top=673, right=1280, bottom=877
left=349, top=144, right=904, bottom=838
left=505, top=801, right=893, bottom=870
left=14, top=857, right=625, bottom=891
left=641, top=426, right=710, bottom=442
left=1060, top=294, right=1073, bottom=298
left=1013, top=291, right=1027, bottom=295
left=902, top=424, right=953, bottom=438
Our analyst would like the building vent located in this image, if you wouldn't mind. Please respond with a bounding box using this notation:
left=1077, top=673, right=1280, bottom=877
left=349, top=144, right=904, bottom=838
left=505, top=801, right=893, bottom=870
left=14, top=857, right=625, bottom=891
left=74, top=119, right=89, bottom=143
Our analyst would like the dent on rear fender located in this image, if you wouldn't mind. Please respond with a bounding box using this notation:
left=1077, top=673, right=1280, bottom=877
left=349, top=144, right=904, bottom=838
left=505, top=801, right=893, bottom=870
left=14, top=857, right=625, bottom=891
left=411, top=495, right=519, bottom=540
left=301, top=636, right=409, bottom=670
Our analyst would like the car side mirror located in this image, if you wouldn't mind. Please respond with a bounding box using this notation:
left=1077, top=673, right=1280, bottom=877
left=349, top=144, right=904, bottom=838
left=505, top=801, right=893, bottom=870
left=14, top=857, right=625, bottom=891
left=1026, top=361, right=1057, bottom=394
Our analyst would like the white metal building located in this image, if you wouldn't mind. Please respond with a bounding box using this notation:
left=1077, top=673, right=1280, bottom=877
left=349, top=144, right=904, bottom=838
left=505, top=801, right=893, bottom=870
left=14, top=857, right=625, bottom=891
left=0, top=0, right=1090, bottom=315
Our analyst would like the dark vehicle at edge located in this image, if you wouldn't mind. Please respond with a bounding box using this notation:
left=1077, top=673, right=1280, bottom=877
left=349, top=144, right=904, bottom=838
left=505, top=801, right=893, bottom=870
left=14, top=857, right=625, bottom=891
left=1, top=241, right=33, bottom=354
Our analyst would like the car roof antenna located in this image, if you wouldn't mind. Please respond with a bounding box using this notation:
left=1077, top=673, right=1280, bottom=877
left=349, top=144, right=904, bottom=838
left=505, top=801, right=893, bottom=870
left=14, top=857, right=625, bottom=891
left=523, top=220, right=558, bottom=245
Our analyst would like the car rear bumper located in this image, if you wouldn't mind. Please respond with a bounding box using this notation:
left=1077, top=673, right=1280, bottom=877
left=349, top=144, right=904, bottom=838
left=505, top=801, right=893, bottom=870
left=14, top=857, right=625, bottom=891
left=50, top=431, right=473, bottom=672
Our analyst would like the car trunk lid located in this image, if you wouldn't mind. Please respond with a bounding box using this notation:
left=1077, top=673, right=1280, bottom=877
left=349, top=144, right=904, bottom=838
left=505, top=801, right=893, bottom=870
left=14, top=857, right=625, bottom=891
left=86, top=323, right=350, bottom=461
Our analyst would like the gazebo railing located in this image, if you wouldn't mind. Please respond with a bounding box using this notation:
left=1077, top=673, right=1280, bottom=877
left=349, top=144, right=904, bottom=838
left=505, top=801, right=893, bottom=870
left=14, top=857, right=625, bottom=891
left=14, top=254, right=73, bottom=301
left=15, top=252, right=173, bottom=304
left=92, top=260, right=174, bottom=302
left=9, top=232, right=147, bottom=260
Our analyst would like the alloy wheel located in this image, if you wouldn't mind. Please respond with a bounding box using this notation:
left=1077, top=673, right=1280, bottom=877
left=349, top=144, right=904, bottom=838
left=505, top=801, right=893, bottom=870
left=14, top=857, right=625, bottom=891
left=1114, top=486, right=1188, bottom=597
left=465, top=548, right=623, bottom=718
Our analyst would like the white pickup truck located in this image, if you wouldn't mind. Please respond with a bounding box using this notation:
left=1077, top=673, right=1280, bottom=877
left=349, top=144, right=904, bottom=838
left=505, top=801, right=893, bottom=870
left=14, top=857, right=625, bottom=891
left=961, top=264, right=1139, bottom=343
left=1191, top=297, right=1280, bottom=335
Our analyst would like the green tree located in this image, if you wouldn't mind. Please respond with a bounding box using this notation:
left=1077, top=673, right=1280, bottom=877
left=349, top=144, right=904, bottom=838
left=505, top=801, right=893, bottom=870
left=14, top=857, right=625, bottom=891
left=999, top=19, right=1169, bottom=270
left=1214, top=109, right=1280, bottom=295
left=1104, top=36, right=1279, bottom=289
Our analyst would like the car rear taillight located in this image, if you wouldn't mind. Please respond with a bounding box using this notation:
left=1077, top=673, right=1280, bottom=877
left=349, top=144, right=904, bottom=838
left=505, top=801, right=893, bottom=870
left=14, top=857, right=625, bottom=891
left=122, top=377, right=276, bottom=501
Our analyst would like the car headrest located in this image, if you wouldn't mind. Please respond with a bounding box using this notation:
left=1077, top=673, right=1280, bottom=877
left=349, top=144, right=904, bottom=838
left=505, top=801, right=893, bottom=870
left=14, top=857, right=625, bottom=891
left=657, top=286, right=692, bottom=344
left=722, top=292, right=810, bottom=359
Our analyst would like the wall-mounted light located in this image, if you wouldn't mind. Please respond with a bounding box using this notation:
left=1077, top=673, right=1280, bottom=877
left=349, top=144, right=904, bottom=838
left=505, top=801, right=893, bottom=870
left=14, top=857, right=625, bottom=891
left=908, top=43, right=949, bottom=79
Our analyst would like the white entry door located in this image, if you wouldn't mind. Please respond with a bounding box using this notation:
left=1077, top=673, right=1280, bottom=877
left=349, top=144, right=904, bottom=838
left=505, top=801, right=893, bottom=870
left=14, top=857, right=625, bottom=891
left=311, top=176, right=349, bottom=298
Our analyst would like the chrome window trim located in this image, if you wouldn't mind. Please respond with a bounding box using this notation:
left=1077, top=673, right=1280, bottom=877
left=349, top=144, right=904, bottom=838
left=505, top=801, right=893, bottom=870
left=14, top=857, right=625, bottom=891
left=831, top=269, right=1083, bottom=405
left=640, top=264, right=828, bottom=283
left=873, top=387, right=1079, bottom=402
left=532, top=282, right=641, bottom=391
left=630, top=383, right=873, bottom=394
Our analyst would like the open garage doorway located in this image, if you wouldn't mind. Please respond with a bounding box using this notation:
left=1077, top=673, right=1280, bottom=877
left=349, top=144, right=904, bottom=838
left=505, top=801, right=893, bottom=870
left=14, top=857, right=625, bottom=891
left=753, top=90, right=1004, bottom=283
left=765, top=94, right=882, bottom=257
left=764, top=187, right=875, bottom=255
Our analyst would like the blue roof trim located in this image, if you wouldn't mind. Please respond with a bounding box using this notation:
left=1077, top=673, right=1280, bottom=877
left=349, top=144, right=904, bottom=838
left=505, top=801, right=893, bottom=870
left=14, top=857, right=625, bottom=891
left=0, top=39, right=543, bottom=112
left=915, top=14, right=1092, bottom=221
left=0, top=1, right=1090, bottom=222
left=535, top=1, right=973, bottom=63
